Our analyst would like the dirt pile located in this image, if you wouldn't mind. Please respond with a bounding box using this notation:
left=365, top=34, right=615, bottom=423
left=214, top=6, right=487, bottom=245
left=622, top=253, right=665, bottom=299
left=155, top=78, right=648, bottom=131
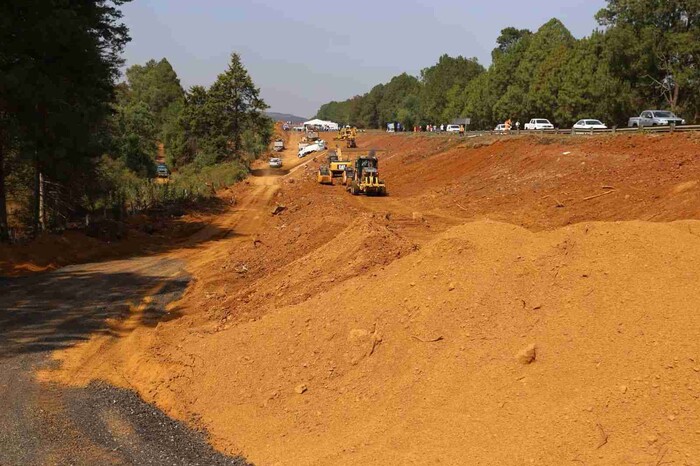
left=182, top=220, right=700, bottom=465
left=45, top=219, right=700, bottom=465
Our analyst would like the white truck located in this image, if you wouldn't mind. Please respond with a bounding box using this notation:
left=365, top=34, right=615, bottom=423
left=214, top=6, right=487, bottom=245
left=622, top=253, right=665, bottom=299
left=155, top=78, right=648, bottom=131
left=524, top=118, right=554, bottom=130
left=298, top=140, right=326, bottom=158
left=273, top=139, right=284, bottom=152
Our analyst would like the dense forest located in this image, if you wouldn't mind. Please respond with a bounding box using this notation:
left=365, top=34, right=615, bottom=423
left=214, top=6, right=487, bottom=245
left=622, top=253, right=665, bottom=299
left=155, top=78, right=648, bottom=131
left=316, top=1, right=700, bottom=130
left=0, top=1, right=272, bottom=242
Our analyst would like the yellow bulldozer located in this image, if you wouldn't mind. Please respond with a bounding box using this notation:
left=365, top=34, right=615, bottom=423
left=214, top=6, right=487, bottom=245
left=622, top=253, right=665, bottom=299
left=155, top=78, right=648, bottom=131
left=335, top=126, right=358, bottom=148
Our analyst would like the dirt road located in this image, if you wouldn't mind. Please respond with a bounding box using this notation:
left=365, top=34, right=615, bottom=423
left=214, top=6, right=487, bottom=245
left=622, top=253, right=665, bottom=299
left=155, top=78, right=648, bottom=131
left=0, top=234, right=231, bottom=464
left=0, top=256, right=251, bottom=465
left=0, top=130, right=312, bottom=465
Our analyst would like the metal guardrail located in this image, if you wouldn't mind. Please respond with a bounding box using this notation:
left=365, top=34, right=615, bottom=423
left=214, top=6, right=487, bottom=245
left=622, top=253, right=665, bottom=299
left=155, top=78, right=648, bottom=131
left=376, top=124, right=700, bottom=138
left=456, top=124, right=700, bottom=137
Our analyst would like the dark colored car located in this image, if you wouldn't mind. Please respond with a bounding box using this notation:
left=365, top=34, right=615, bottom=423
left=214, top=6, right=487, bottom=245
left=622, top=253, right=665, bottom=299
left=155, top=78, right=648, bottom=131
left=156, top=164, right=169, bottom=178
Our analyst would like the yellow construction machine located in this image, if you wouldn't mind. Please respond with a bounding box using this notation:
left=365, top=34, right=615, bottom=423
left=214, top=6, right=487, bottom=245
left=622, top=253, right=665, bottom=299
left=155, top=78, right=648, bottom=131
left=328, top=148, right=352, bottom=178
left=335, top=126, right=358, bottom=148
left=346, top=153, right=386, bottom=196
left=345, top=127, right=357, bottom=148
left=317, top=165, right=333, bottom=185
left=334, top=126, right=349, bottom=140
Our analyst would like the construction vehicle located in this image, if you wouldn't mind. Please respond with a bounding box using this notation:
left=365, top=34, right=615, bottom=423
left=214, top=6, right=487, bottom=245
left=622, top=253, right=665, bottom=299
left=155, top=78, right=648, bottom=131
left=334, top=127, right=348, bottom=140
left=341, top=165, right=355, bottom=186
left=273, top=138, right=284, bottom=152
left=347, top=154, right=386, bottom=196
left=335, top=126, right=358, bottom=148
left=317, top=165, right=333, bottom=185
left=328, top=148, right=352, bottom=178
left=345, top=127, right=357, bottom=148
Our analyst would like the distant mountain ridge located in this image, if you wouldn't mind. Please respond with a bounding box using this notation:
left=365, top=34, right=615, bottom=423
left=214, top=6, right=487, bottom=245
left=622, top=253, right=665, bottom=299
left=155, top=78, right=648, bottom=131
left=266, top=112, right=307, bottom=124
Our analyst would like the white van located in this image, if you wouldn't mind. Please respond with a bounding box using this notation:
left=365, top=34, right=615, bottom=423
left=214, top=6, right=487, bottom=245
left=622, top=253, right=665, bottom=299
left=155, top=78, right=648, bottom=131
left=446, top=124, right=461, bottom=133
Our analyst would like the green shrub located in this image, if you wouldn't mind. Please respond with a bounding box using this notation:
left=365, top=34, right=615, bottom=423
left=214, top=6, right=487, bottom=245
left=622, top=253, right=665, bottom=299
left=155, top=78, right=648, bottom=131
left=94, top=156, right=248, bottom=215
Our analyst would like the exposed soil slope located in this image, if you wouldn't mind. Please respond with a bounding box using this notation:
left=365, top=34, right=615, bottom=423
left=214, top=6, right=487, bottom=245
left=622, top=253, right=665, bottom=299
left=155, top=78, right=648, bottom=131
left=361, top=131, right=700, bottom=229
left=38, top=131, right=700, bottom=465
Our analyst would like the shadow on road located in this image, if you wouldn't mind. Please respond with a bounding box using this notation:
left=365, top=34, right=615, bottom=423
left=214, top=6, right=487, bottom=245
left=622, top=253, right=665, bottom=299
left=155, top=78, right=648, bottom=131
left=0, top=255, right=255, bottom=465
left=0, top=257, right=189, bottom=359
left=250, top=167, right=290, bottom=177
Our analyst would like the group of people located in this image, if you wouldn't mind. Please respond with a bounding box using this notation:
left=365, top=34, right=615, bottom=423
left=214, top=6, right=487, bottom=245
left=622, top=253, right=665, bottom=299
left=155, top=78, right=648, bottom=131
left=412, top=124, right=465, bottom=134
left=502, top=119, right=521, bottom=131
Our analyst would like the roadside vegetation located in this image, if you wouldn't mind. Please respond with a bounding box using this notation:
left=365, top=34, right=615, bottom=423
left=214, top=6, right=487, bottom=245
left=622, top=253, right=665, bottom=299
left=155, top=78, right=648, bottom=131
left=317, top=1, right=700, bottom=129
left=0, top=1, right=272, bottom=242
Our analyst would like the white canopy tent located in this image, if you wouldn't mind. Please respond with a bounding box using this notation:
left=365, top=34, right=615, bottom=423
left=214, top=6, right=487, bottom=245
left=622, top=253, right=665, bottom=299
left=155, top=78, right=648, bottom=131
left=303, top=119, right=339, bottom=131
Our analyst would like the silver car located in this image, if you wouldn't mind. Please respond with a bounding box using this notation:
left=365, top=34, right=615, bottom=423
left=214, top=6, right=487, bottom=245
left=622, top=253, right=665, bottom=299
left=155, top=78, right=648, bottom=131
left=628, top=110, right=685, bottom=128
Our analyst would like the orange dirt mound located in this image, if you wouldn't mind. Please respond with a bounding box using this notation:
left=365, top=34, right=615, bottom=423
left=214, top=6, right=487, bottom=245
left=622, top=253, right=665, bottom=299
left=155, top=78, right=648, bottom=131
left=43, top=219, right=700, bottom=465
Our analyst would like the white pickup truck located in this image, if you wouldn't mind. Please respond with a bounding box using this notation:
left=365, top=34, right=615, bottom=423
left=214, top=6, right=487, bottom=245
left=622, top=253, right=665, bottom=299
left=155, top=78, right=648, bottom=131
left=524, top=118, right=554, bottom=130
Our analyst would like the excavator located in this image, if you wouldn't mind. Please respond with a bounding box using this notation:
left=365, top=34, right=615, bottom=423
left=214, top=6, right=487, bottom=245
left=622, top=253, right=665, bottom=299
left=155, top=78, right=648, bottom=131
left=328, top=147, right=352, bottom=178
left=346, top=152, right=386, bottom=196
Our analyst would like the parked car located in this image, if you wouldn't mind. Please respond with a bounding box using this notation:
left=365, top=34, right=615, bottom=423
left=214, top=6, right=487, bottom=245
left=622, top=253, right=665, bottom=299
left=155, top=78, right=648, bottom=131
left=156, top=164, right=169, bottom=178
left=446, top=124, right=461, bottom=133
left=269, top=157, right=282, bottom=168
left=524, top=119, right=554, bottom=130
left=573, top=119, right=608, bottom=130
left=494, top=124, right=506, bottom=132
left=628, top=110, right=685, bottom=128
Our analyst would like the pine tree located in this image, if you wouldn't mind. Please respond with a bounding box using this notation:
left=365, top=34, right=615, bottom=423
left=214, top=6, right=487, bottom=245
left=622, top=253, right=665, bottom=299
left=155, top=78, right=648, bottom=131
left=207, top=53, right=268, bottom=160
left=0, top=0, right=131, bottom=237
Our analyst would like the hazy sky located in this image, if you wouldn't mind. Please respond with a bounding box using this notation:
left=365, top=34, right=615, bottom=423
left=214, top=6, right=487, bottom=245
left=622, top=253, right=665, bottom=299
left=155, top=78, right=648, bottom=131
left=120, top=0, right=607, bottom=117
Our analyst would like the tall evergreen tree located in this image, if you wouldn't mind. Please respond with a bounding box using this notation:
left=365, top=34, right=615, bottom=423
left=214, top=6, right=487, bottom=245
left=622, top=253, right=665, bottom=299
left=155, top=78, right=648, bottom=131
left=0, top=0, right=131, bottom=237
left=170, top=54, right=271, bottom=168
left=207, top=53, right=268, bottom=160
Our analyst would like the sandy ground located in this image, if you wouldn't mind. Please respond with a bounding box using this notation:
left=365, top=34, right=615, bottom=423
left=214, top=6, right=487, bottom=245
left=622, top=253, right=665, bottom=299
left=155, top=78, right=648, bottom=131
left=6, top=129, right=700, bottom=464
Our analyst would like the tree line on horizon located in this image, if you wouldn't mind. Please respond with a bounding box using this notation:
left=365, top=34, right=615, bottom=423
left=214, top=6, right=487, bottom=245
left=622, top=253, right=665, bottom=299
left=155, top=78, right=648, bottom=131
left=316, top=1, right=700, bottom=130
left=0, top=0, right=272, bottom=242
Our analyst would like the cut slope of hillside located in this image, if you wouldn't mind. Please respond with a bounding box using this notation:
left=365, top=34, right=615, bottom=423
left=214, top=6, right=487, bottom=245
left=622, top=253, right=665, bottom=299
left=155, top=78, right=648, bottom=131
left=361, top=132, right=700, bottom=229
